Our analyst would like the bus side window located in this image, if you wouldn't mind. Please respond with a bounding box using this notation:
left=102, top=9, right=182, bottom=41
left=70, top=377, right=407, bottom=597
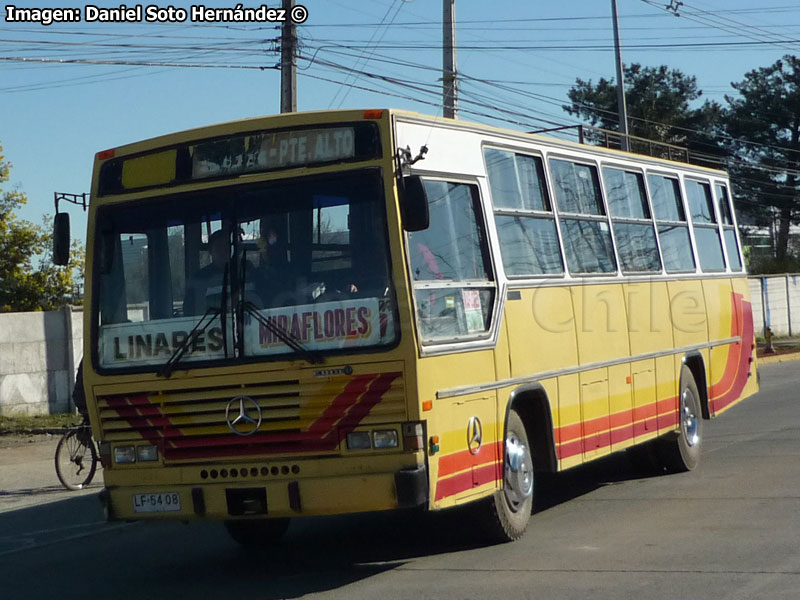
left=648, top=173, right=695, bottom=273
left=685, top=179, right=725, bottom=272
left=407, top=180, right=495, bottom=343
left=485, top=148, right=563, bottom=277
left=603, top=166, right=660, bottom=274
left=549, top=158, right=616, bottom=275
left=715, top=183, right=742, bottom=271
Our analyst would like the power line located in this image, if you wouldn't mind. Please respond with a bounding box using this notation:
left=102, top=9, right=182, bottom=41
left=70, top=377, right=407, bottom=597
left=0, top=56, right=277, bottom=70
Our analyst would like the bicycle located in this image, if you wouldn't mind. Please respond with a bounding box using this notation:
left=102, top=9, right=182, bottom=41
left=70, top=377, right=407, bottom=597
left=54, top=424, right=99, bottom=490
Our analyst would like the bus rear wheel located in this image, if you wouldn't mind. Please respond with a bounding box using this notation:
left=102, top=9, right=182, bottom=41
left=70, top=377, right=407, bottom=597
left=224, top=518, right=290, bottom=548
left=658, top=365, right=703, bottom=472
left=479, top=408, right=534, bottom=543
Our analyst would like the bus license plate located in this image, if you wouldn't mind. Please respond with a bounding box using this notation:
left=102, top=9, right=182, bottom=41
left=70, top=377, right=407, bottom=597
left=133, top=492, right=181, bottom=513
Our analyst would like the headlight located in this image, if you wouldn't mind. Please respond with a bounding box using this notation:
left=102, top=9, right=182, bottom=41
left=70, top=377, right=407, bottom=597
left=373, top=429, right=399, bottom=449
left=136, top=445, right=158, bottom=462
left=346, top=431, right=371, bottom=450
left=114, top=445, right=136, bottom=463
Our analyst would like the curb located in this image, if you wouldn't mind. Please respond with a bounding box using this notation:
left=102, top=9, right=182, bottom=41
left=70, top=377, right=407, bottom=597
left=758, top=352, right=800, bottom=365
left=0, top=429, right=63, bottom=437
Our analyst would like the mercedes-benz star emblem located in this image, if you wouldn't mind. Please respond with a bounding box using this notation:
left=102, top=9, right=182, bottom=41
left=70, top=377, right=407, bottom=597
left=467, top=416, right=483, bottom=455
left=225, top=396, right=262, bottom=436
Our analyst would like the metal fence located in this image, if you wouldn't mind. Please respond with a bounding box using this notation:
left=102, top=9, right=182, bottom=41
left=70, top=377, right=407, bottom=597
left=748, top=274, right=800, bottom=338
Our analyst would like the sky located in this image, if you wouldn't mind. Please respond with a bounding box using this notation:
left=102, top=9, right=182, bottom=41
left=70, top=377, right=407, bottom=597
left=1, top=0, right=797, bottom=243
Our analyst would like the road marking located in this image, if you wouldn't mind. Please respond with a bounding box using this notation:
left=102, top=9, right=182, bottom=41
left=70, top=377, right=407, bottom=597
left=0, top=522, right=137, bottom=558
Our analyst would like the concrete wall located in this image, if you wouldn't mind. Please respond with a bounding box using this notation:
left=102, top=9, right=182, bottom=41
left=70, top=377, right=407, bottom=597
left=0, top=307, right=83, bottom=416
left=748, top=274, right=800, bottom=338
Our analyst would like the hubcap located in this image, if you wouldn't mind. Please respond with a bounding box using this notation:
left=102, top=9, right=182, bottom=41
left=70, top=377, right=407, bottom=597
left=682, top=388, right=700, bottom=447
left=504, top=433, right=533, bottom=512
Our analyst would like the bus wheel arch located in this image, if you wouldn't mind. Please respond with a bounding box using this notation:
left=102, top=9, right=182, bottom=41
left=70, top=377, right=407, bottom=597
left=505, top=384, right=558, bottom=474
left=682, top=352, right=710, bottom=420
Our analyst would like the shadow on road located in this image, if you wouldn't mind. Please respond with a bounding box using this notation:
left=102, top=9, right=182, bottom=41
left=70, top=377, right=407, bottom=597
left=535, top=445, right=664, bottom=512
left=0, top=449, right=658, bottom=599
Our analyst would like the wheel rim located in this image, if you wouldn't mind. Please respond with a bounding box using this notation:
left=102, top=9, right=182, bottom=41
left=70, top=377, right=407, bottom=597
left=504, top=432, right=533, bottom=512
left=681, top=388, right=700, bottom=447
left=56, top=431, right=95, bottom=490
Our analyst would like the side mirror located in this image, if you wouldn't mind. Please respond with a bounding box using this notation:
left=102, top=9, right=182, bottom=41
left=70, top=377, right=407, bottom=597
left=400, top=175, right=430, bottom=232
left=53, top=212, right=71, bottom=266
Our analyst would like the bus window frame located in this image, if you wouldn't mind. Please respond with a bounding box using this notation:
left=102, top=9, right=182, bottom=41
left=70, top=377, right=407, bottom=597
left=481, top=144, right=566, bottom=281
left=546, top=153, right=620, bottom=278
left=643, top=168, right=697, bottom=275
left=599, top=162, right=663, bottom=275
left=89, top=167, right=403, bottom=376
left=713, top=180, right=743, bottom=272
left=402, top=172, right=502, bottom=354
left=683, top=176, right=727, bottom=273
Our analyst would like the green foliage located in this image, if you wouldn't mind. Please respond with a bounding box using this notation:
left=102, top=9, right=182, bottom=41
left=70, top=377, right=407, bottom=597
left=724, top=55, right=800, bottom=261
left=0, top=142, right=84, bottom=312
left=749, top=255, right=800, bottom=275
left=0, top=413, right=83, bottom=434
left=563, top=63, right=723, bottom=151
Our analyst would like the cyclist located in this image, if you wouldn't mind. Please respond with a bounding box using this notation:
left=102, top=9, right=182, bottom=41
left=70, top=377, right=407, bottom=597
left=72, top=360, right=94, bottom=447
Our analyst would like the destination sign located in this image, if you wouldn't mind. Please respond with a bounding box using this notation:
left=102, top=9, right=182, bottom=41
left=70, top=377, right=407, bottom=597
left=99, top=316, right=230, bottom=368
left=244, top=298, right=381, bottom=356
left=98, top=298, right=385, bottom=368
left=98, top=121, right=380, bottom=195
left=192, top=126, right=356, bottom=179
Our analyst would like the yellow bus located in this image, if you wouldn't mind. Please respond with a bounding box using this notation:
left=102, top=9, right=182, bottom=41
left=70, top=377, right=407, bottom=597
left=57, top=109, right=758, bottom=544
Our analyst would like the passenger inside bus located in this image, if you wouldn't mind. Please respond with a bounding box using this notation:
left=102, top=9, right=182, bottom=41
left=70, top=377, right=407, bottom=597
left=250, top=222, right=299, bottom=308
left=183, top=229, right=231, bottom=316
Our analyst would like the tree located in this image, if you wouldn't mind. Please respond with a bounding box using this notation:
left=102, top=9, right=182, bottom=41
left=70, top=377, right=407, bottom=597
left=724, top=55, right=800, bottom=263
left=0, top=142, right=84, bottom=312
left=563, top=64, right=723, bottom=159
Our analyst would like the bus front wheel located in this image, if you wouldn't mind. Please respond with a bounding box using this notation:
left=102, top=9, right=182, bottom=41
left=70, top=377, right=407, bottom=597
left=658, top=365, right=703, bottom=472
left=480, top=408, right=534, bottom=543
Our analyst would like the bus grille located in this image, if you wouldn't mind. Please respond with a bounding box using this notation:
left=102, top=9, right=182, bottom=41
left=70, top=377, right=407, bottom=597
left=96, top=371, right=404, bottom=461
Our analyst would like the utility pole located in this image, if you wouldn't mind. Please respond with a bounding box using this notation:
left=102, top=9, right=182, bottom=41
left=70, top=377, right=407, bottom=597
left=280, top=0, right=297, bottom=113
left=611, top=0, right=629, bottom=151
left=443, top=0, right=457, bottom=119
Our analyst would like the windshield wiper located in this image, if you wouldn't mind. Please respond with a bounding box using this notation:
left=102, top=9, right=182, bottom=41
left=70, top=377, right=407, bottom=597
left=157, top=306, right=220, bottom=378
left=239, top=256, right=323, bottom=365
left=158, top=263, right=230, bottom=378
left=241, top=301, right=325, bottom=365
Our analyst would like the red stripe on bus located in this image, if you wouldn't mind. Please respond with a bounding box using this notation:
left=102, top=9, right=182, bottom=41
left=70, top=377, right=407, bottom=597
left=321, top=372, right=401, bottom=444
left=435, top=461, right=502, bottom=501
left=709, top=293, right=745, bottom=399
left=710, top=297, right=753, bottom=413
left=307, top=374, right=377, bottom=434
left=103, top=372, right=400, bottom=459
left=438, top=441, right=502, bottom=478
left=557, top=395, right=680, bottom=460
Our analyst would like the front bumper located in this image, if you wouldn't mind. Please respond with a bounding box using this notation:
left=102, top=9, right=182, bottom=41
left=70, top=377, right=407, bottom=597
left=102, top=457, right=427, bottom=521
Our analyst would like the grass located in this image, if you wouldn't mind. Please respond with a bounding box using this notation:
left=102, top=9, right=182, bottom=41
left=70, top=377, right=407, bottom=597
left=0, top=413, right=83, bottom=434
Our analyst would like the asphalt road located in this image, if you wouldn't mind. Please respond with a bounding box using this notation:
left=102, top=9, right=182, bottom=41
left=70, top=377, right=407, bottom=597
left=1, top=361, right=799, bottom=600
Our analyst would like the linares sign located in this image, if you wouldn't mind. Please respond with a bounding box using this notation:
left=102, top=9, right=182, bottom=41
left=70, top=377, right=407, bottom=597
left=192, top=126, right=356, bottom=179
left=99, top=299, right=381, bottom=368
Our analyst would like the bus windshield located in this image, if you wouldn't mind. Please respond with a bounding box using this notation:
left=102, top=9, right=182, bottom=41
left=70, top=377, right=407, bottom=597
left=93, top=168, right=398, bottom=371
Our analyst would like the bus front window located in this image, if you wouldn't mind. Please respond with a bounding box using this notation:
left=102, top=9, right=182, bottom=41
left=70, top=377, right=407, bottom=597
left=94, top=169, right=398, bottom=371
